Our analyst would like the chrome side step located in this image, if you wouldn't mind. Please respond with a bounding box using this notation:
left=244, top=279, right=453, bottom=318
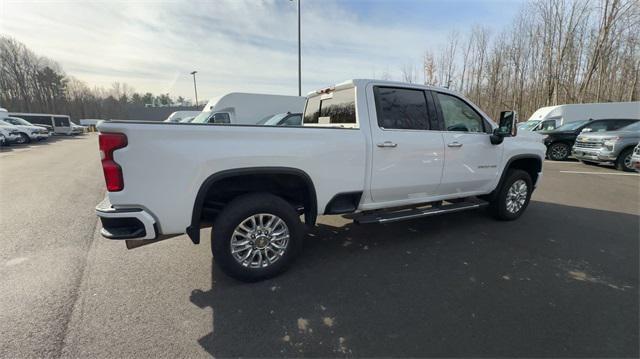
left=352, top=199, right=489, bottom=224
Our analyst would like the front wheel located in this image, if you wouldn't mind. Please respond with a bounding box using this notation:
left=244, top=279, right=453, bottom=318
left=547, top=142, right=570, bottom=161
left=211, top=193, right=304, bottom=282
left=488, top=169, right=533, bottom=221
left=615, top=148, right=634, bottom=172
left=15, top=133, right=30, bottom=144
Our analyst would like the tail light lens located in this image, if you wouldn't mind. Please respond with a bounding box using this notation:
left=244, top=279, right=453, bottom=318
left=99, top=132, right=127, bottom=191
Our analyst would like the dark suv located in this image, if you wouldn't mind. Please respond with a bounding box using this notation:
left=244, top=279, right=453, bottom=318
left=541, top=118, right=639, bottom=161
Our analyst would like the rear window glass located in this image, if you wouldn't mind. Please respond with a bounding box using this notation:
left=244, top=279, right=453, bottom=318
left=304, top=88, right=356, bottom=127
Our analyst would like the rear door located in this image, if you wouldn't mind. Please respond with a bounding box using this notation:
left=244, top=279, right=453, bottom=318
left=53, top=116, right=71, bottom=134
left=434, top=91, right=503, bottom=195
left=368, top=85, right=445, bottom=203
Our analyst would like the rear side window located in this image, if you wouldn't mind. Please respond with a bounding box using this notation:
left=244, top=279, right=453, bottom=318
left=304, top=88, right=356, bottom=127
left=374, top=87, right=431, bottom=130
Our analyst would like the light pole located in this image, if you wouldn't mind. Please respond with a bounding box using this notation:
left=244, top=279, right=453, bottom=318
left=291, top=0, right=301, bottom=96
left=190, top=71, right=199, bottom=107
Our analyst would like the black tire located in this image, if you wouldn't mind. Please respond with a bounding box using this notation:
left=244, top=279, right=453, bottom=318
left=16, top=133, right=30, bottom=144
left=547, top=142, right=570, bottom=161
left=580, top=160, right=599, bottom=166
left=615, top=148, right=634, bottom=172
left=488, top=169, right=533, bottom=221
left=211, top=192, right=304, bottom=282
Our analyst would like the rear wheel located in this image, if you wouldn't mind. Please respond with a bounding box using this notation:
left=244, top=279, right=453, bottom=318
left=615, top=148, right=634, bottom=172
left=211, top=193, right=304, bottom=282
left=488, top=169, right=533, bottom=221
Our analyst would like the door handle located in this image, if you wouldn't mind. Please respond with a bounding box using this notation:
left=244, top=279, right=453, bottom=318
left=447, top=142, right=463, bottom=148
left=377, top=141, right=398, bottom=148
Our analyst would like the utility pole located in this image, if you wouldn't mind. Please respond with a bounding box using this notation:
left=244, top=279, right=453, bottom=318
left=190, top=71, right=199, bottom=107
left=297, top=0, right=301, bottom=96
left=291, top=0, right=301, bottom=96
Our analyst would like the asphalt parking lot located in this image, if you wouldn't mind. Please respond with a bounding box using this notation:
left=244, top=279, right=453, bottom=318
left=1, top=134, right=638, bottom=357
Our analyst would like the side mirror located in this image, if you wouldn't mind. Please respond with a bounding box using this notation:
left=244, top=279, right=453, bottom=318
left=490, top=110, right=518, bottom=145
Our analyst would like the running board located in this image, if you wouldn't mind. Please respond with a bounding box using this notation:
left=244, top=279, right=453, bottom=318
left=352, top=199, right=489, bottom=224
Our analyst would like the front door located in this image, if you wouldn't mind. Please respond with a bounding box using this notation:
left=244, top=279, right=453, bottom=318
left=433, top=92, right=503, bottom=195
left=368, top=85, right=445, bottom=204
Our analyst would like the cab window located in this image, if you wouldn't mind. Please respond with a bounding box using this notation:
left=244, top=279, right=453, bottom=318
left=303, top=88, right=356, bottom=127
left=373, top=87, right=431, bottom=130
left=435, top=93, right=485, bottom=133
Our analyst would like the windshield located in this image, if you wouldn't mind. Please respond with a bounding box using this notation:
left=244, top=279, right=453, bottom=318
left=555, top=120, right=588, bottom=131
left=180, top=116, right=195, bottom=123
left=261, top=113, right=288, bottom=126
left=7, top=117, right=33, bottom=126
left=256, top=114, right=277, bottom=125
left=191, top=111, right=211, bottom=124
left=619, top=121, right=640, bottom=132
left=517, top=120, right=541, bottom=131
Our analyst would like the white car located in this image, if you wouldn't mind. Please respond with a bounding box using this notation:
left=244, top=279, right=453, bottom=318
left=164, top=111, right=202, bottom=123
left=0, top=118, right=49, bottom=143
left=0, top=123, right=22, bottom=145
left=94, top=79, right=545, bottom=282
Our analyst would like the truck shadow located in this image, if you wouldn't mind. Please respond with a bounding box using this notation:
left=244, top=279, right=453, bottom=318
left=190, top=201, right=638, bottom=357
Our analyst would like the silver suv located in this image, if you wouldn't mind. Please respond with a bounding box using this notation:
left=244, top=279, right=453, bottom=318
left=573, top=121, right=640, bottom=171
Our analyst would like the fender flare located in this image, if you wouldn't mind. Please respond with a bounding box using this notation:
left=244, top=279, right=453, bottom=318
left=487, top=154, right=543, bottom=201
left=186, top=167, right=317, bottom=244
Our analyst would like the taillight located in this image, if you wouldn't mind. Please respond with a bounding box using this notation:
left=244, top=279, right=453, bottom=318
left=99, top=132, right=127, bottom=191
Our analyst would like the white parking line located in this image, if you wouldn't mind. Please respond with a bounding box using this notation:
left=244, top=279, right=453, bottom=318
left=559, top=170, right=640, bottom=176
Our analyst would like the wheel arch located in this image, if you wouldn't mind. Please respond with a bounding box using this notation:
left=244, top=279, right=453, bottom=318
left=487, top=154, right=542, bottom=201
left=186, top=167, right=317, bottom=244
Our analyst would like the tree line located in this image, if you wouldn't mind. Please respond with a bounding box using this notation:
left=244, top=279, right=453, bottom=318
left=0, top=36, right=193, bottom=120
left=412, top=0, right=639, bottom=120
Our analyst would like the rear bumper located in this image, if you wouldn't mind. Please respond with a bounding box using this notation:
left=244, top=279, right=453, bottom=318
left=95, top=196, right=158, bottom=240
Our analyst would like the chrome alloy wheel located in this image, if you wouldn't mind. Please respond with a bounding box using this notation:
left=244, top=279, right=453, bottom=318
left=506, top=179, right=528, bottom=214
left=230, top=213, right=290, bottom=269
left=623, top=153, right=632, bottom=170
left=550, top=144, right=568, bottom=160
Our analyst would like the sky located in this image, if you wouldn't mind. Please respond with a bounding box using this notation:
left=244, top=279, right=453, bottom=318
left=0, top=0, right=524, bottom=102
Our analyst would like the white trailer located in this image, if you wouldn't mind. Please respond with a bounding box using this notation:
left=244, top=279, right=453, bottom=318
left=519, top=101, right=640, bottom=132
left=192, top=93, right=306, bottom=125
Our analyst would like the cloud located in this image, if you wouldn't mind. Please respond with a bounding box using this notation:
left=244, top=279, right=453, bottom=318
left=1, top=0, right=520, bottom=101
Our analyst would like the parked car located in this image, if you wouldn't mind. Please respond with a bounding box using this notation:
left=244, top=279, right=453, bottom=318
left=541, top=118, right=639, bottom=161
left=0, top=122, right=22, bottom=145
left=7, top=112, right=74, bottom=135
left=191, top=93, right=306, bottom=125
left=94, top=79, right=545, bottom=282
left=518, top=101, right=640, bottom=132
left=70, top=122, right=87, bottom=135
left=3, top=116, right=51, bottom=138
left=257, top=112, right=303, bottom=126
left=0, top=118, right=49, bottom=143
left=630, top=144, right=640, bottom=172
left=164, top=111, right=202, bottom=123
left=573, top=121, right=640, bottom=171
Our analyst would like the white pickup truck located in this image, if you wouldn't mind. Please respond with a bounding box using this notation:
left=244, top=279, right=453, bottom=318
left=95, top=79, right=545, bottom=281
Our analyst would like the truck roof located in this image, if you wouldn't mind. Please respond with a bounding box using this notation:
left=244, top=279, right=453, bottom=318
left=307, top=79, right=458, bottom=97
